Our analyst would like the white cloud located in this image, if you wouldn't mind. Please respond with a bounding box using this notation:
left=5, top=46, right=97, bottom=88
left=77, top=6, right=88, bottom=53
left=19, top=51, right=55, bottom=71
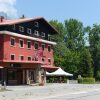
left=0, top=0, right=17, bottom=18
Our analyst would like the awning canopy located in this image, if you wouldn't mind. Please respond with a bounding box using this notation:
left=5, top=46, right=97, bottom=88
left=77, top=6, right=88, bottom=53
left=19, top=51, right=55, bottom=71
left=0, top=66, right=4, bottom=69
left=46, top=68, right=73, bottom=76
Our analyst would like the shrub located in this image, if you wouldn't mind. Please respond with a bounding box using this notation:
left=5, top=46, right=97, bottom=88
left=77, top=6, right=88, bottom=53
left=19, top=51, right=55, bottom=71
left=78, top=77, right=95, bottom=84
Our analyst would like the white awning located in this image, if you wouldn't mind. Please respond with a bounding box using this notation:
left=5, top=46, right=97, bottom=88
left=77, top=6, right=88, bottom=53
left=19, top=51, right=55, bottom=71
left=46, top=68, right=73, bottom=76
left=0, top=66, right=4, bottom=69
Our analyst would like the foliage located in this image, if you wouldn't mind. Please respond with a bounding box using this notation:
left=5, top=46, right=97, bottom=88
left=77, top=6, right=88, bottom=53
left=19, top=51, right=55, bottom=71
left=49, top=19, right=100, bottom=80
left=96, top=71, right=100, bottom=80
left=79, top=48, right=93, bottom=77
left=64, top=19, right=85, bottom=50
left=89, top=24, right=100, bottom=78
left=78, top=77, right=95, bottom=84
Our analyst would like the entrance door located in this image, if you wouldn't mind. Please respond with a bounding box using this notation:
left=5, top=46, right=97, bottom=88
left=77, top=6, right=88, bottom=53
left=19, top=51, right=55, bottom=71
left=0, top=69, right=2, bottom=81
left=17, top=69, right=22, bottom=85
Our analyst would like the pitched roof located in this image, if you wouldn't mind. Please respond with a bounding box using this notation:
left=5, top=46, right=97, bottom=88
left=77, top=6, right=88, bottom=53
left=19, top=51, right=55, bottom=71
left=0, top=17, right=58, bottom=34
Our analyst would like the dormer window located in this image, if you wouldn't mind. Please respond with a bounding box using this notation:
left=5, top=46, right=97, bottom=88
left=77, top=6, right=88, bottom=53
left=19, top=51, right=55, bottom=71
left=27, top=28, right=32, bottom=34
left=19, top=26, right=24, bottom=32
left=12, top=24, right=16, bottom=30
left=41, top=32, right=45, bottom=38
left=34, top=22, right=39, bottom=27
left=34, top=30, right=39, bottom=36
left=48, top=34, right=51, bottom=41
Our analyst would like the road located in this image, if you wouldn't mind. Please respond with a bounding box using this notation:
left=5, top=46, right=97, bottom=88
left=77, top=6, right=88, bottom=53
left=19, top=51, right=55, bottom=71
left=39, top=90, right=100, bottom=100
left=1, top=84, right=100, bottom=100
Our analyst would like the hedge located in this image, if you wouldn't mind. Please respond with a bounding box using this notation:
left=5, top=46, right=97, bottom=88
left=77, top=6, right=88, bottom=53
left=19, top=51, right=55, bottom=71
left=78, top=77, right=95, bottom=84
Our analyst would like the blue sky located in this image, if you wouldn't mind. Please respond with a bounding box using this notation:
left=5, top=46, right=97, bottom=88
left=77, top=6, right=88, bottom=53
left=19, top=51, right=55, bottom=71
left=15, top=0, right=100, bottom=26
left=1, top=0, right=100, bottom=26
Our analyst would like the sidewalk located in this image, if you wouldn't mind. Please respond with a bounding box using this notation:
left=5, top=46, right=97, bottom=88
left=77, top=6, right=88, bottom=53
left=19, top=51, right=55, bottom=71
left=1, top=84, right=100, bottom=100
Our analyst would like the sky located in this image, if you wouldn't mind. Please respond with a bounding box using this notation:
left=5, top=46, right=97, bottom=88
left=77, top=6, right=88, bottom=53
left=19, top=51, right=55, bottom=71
left=1, top=0, right=100, bottom=26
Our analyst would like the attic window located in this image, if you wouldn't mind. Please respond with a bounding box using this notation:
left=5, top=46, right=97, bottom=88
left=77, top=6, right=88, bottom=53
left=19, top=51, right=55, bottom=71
left=34, top=22, right=39, bottom=27
left=34, top=30, right=39, bottom=36
left=48, top=34, right=51, bottom=41
left=41, top=32, right=45, bottom=38
left=19, top=26, right=24, bottom=32
left=12, top=24, right=16, bottom=30
left=27, top=28, right=32, bottom=34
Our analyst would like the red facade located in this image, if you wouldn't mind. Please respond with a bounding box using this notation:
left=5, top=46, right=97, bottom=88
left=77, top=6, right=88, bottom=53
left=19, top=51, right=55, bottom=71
left=0, top=17, right=58, bottom=85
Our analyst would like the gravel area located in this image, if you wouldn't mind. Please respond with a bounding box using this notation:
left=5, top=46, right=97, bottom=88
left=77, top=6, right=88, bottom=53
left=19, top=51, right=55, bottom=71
left=0, top=83, right=100, bottom=100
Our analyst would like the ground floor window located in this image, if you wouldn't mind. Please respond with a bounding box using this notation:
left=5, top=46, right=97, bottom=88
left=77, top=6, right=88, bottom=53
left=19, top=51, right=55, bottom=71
left=29, top=70, right=35, bottom=81
left=7, top=70, right=17, bottom=80
left=0, top=69, right=2, bottom=81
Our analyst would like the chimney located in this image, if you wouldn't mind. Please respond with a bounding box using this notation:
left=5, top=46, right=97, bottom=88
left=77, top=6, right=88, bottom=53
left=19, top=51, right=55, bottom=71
left=0, top=16, right=5, bottom=23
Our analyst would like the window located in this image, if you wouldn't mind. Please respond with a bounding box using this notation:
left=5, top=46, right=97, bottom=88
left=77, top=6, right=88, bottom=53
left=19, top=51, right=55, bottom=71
left=8, top=70, right=17, bottom=80
left=19, top=26, right=24, bottom=32
left=10, top=37, right=15, bottom=46
left=29, top=70, right=35, bottom=80
left=34, top=22, right=39, bottom=27
left=12, top=24, right=16, bottom=30
left=10, top=54, right=15, bottom=60
left=28, top=56, right=32, bottom=61
left=41, top=32, right=45, bottom=38
left=48, top=58, right=51, bottom=64
left=42, top=58, right=45, bottom=62
left=19, top=55, right=24, bottom=60
left=41, top=44, right=45, bottom=51
left=34, top=42, right=38, bottom=50
left=34, top=30, right=39, bottom=36
left=19, top=39, right=24, bottom=48
left=48, top=34, right=51, bottom=41
left=27, top=41, right=31, bottom=49
left=27, top=28, right=32, bottom=34
left=34, top=57, right=38, bottom=61
left=48, top=45, right=51, bottom=52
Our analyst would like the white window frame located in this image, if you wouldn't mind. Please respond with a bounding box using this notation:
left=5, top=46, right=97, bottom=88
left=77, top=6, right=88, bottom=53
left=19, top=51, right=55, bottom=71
left=41, top=44, right=45, bottom=51
left=48, top=34, right=51, bottom=41
left=34, top=22, right=39, bottom=27
left=34, top=42, right=39, bottom=50
left=12, top=24, right=16, bottom=30
left=10, top=37, right=16, bottom=47
left=27, top=41, right=32, bottom=49
left=19, top=39, right=24, bottom=48
left=19, top=55, right=24, bottom=60
left=41, top=32, right=45, bottom=38
left=48, top=58, right=51, bottom=64
left=19, top=26, right=24, bottom=32
left=48, top=45, right=51, bottom=52
left=27, top=28, right=32, bottom=34
left=42, top=57, right=45, bottom=62
left=10, top=54, right=15, bottom=60
left=27, top=56, right=32, bottom=61
left=34, top=30, right=39, bottom=36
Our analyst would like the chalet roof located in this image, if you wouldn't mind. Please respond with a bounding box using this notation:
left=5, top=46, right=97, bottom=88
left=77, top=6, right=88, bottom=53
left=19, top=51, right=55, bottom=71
left=0, top=17, right=58, bottom=34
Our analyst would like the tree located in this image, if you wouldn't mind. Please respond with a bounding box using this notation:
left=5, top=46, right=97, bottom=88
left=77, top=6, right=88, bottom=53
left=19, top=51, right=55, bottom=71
left=79, top=48, right=93, bottom=77
left=89, top=24, right=100, bottom=78
left=64, top=19, right=85, bottom=51
left=49, top=20, right=66, bottom=67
